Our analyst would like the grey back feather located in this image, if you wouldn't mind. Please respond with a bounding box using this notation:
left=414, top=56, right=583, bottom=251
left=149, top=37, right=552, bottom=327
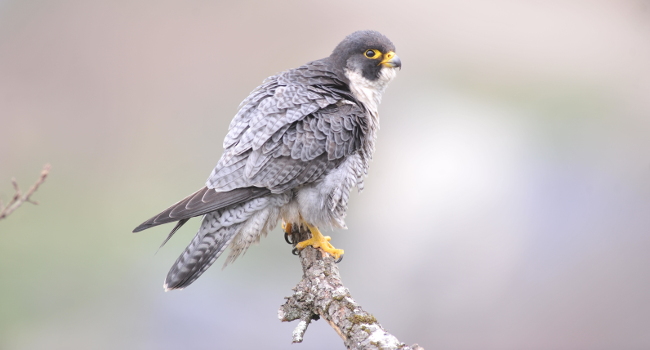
left=207, top=59, right=368, bottom=194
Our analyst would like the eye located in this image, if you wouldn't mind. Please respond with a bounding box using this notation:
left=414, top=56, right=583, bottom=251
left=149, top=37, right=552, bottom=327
left=364, top=49, right=381, bottom=59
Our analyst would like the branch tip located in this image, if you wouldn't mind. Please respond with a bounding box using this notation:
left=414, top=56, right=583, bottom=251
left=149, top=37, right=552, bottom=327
left=0, top=164, right=51, bottom=221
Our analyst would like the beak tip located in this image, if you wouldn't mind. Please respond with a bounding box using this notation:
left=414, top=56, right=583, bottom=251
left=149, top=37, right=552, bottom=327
left=388, top=56, right=402, bottom=69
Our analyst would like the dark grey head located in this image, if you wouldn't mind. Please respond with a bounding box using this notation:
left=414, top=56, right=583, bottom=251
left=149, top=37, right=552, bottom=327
left=330, top=30, right=401, bottom=82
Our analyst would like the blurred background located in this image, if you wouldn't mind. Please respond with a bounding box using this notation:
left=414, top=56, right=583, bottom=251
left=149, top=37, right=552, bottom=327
left=1, top=0, right=649, bottom=349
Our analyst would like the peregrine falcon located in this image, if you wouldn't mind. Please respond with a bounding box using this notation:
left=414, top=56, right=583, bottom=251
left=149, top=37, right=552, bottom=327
left=133, top=30, right=401, bottom=290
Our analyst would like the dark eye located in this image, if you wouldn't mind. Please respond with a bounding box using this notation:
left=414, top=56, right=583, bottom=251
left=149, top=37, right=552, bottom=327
left=364, top=49, right=381, bottom=59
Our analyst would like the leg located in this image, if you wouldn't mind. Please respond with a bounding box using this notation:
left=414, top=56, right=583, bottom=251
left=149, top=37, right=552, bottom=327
left=295, top=222, right=344, bottom=260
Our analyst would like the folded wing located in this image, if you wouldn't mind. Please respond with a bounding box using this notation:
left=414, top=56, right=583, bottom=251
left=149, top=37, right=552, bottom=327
left=132, top=186, right=270, bottom=232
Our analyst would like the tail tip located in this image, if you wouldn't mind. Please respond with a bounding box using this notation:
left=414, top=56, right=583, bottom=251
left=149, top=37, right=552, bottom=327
left=163, top=277, right=186, bottom=292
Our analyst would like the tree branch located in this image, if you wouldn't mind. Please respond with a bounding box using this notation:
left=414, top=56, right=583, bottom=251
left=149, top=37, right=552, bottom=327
left=279, top=225, right=423, bottom=350
left=0, top=164, right=51, bottom=220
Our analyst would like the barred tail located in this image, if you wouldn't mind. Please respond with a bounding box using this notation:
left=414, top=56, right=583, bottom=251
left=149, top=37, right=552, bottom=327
left=163, top=196, right=276, bottom=290
left=164, top=211, right=240, bottom=290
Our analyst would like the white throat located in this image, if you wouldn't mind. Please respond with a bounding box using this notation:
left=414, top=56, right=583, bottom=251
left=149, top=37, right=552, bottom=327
left=343, top=67, right=397, bottom=168
left=344, top=67, right=397, bottom=119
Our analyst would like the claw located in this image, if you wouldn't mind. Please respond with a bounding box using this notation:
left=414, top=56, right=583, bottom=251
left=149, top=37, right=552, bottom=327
left=292, top=248, right=299, bottom=256
left=335, top=254, right=343, bottom=263
left=284, top=231, right=294, bottom=245
left=282, top=221, right=294, bottom=245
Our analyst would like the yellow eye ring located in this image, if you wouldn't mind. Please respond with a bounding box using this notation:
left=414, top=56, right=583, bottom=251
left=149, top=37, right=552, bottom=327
left=364, top=49, right=381, bottom=59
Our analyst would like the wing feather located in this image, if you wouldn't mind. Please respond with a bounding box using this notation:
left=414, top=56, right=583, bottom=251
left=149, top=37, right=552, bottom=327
left=132, top=186, right=269, bottom=232
left=137, top=59, right=366, bottom=232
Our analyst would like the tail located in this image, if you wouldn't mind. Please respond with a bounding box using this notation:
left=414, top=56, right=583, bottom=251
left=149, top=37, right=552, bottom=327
left=163, top=196, right=276, bottom=290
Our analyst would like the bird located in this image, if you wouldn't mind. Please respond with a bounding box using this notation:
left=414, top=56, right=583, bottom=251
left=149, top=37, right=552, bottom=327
left=133, top=30, right=401, bottom=290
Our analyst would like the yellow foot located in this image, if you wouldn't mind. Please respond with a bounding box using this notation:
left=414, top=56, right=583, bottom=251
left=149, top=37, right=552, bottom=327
left=281, top=221, right=292, bottom=235
left=295, top=223, right=344, bottom=260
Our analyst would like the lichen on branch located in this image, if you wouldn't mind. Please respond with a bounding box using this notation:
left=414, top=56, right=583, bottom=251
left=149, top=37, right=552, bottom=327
left=279, top=225, right=423, bottom=350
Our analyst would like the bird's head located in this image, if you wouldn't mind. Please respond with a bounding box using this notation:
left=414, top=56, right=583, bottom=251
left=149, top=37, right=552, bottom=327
left=330, top=30, right=401, bottom=85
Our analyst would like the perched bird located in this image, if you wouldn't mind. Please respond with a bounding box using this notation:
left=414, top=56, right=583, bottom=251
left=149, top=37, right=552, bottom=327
left=134, top=30, right=401, bottom=290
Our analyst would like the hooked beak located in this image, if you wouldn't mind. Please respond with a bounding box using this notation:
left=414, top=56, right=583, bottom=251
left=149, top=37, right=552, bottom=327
left=380, top=51, right=401, bottom=69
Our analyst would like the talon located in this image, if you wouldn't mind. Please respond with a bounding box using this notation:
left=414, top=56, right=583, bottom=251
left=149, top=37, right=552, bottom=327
left=283, top=221, right=295, bottom=244
left=335, top=255, right=343, bottom=263
left=295, top=223, right=345, bottom=260
left=284, top=231, right=294, bottom=245
left=292, top=248, right=299, bottom=256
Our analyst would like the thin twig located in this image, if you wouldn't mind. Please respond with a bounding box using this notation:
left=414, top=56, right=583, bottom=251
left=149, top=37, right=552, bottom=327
left=279, top=225, right=423, bottom=350
left=0, top=164, right=51, bottom=220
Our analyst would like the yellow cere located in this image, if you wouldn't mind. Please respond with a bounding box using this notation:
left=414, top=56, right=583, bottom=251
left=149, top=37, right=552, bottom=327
left=379, top=51, right=396, bottom=65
